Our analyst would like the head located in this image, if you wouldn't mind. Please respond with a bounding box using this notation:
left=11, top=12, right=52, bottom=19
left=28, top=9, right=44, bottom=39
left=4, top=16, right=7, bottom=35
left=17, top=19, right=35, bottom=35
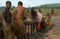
left=18, top=1, right=23, bottom=6
left=30, top=9, right=37, bottom=16
left=31, top=9, right=35, bottom=13
left=6, top=1, right=11, bottom=9
left=39, top=9, right=41, bottom=13
left=42, top=17, right=45, bottom=21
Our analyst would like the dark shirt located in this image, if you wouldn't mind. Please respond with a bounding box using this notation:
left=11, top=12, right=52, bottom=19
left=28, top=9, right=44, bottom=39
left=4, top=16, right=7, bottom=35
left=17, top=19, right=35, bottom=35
left=31, top=14, right=38, bottom=24
left=40, top=20, right=45, bottom=27
left=3, top=8, right=12, bottom=23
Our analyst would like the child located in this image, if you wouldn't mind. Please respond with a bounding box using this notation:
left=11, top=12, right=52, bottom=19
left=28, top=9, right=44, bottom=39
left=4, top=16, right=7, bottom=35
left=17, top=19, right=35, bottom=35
left=40, top=17, right=46, bottom=32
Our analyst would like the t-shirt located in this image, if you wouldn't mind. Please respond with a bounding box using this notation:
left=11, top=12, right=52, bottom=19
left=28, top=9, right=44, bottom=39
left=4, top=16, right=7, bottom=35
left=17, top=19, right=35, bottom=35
left=37, top=12, right=43, bottom=22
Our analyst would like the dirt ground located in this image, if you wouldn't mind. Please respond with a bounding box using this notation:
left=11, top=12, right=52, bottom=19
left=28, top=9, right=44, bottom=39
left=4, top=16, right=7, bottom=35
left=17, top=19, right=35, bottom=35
left=0, top=15, right=60, bottom=39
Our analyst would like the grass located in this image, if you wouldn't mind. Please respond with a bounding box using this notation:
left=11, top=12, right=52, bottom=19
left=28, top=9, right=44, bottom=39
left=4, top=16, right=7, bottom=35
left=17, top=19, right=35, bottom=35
left=41, top=8, right=60, bottom=15
left=0, top=10, right=3, bottom=16
left=0, top=8, right=60, bottom=16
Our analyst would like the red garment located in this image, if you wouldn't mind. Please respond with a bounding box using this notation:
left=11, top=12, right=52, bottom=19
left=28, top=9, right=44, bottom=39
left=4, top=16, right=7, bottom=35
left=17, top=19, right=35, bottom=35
left=37, top=21, right=41, bottom=31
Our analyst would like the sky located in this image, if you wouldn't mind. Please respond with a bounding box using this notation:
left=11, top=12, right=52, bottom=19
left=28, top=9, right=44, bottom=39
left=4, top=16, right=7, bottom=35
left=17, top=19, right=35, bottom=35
left=0, top=0, right=60, bottom=7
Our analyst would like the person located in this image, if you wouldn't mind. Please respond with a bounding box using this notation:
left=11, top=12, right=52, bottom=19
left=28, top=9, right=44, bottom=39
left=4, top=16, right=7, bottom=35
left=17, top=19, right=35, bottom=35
left=12, top=1, right=27, bottom=39
left=51, top=7, right=54, bottom=15
left=30, top=9, right=38, bottom=34
left=45, top=13, right=52, bottom=31
left=2, top=1, right=12, bottom=39
left=37, top=9, right=42, bottom=22
left=37, top=9, right=43, bottom=32
left=40, top=17, right=46, bottom=32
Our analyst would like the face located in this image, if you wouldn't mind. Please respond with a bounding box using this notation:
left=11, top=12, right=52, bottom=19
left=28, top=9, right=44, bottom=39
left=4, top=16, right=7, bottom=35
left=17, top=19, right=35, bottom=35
left=6, top=2, right=11, bottom=9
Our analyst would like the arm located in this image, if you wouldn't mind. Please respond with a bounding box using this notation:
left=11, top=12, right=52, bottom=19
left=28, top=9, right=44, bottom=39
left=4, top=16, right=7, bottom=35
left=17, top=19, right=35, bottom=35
left=23, top=8, right=27, bottom=20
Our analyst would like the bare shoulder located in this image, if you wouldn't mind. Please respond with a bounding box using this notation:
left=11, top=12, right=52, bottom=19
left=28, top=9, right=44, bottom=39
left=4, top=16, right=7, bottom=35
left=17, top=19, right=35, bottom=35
left=13, top=7, right=17, bottom=10
left=21, top=7, right=25, bottom=10
left=12, top=7, right=18, bottom=12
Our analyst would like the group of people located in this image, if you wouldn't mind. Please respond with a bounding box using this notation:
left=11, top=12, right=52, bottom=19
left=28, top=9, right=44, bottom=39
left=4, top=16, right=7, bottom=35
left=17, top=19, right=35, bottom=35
left=2, top=1, right=27, bottom=39
left=2, top=1, right=51, bottom=39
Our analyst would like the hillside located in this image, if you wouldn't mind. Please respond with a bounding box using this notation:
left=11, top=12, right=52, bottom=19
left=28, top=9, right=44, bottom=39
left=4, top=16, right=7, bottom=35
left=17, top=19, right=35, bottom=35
left=41, top=3, right=60, bottom=9
left=31, top=3, right=60, bottom=9
left=0, top=3, right=60, bottom=10
left=0, top=3, right=60, bottom=16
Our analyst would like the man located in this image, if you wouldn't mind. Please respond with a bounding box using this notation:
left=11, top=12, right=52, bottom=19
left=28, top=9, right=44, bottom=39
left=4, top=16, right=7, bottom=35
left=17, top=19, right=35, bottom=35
left=2, top=1, right=12, bottom=39
left=12, top=1, right=27, bottom=39
left=51, top=7, right=54, bottom=15
left=30, top=9, right=38, bottom=34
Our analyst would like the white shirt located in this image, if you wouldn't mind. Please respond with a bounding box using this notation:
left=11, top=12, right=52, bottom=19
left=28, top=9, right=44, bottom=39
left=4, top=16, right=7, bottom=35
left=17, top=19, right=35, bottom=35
left=37, top=12, right=43, bottom=20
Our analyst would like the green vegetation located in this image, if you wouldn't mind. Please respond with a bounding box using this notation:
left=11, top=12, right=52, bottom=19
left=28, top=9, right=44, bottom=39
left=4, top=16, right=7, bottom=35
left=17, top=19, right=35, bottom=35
left=31, top=3, right=60, bottom=9
left=41, top=3, right=60, bottom=9
left=0, top=10, right=3, bottom=16
left=0, top=3, right=60, bottom=16
left=41, top=8, right=60, bottom=15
